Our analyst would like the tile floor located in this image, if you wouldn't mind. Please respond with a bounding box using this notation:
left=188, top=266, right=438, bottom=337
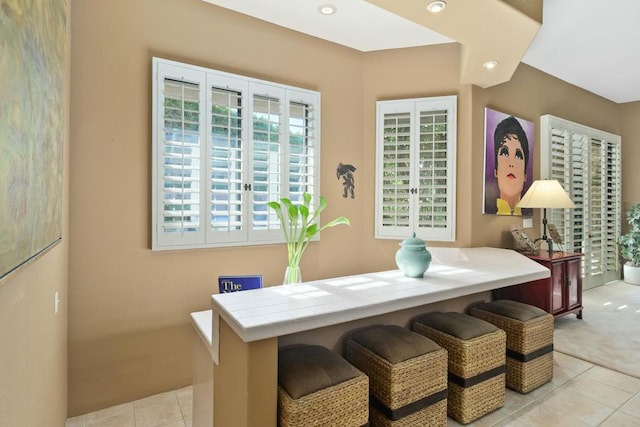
left=66, top=351, right=640, bottom=427
left=65, top=386, right=193, bottom=427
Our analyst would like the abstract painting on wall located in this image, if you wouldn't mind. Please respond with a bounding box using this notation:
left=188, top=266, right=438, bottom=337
left=483, top=108, right=534, bottom=216
left=0, top=0, right=67, bottom=280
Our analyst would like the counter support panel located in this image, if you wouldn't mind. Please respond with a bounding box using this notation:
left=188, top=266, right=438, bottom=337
left=213, top=319, right=278, bottom=427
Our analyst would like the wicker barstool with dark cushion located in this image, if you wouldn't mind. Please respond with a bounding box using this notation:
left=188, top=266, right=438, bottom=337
left=470, top=299, right=554, bottom=393
left=345, top=324, right=448, bottom=427
left=278, top=344, right=369, bottom=427
left=413, top=312, right=506, bottom=425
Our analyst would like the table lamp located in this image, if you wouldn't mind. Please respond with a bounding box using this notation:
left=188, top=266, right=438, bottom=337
left=516, top=179, right=575, bottom=256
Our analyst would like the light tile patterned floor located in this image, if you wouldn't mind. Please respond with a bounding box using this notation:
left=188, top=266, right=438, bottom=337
left=447, top=352, right=640, bottom=426
left=66, top=282, right=640, bottom=426
left=66, top=386, right=193, bottom=427
left=66, top=351, right=640, bottom=426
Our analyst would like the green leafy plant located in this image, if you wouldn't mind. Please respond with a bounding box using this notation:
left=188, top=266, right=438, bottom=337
left=619, top=203, right=640, bottom=267
left=267, top=193, right=350, bottom=283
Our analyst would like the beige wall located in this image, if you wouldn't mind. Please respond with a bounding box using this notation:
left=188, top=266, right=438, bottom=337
left=0, top=245, right=69, bottom=426
left=68, top=0, right=637, bottom=417
left=0, top=1, right=70, bottom=425
left=620, top=101, right=640, bottom=217
left=68, top=0, right=366, bottom=416
left=472, top=64, right=623, bottom=247
left=358, top=49, right=624, bottom=259
left=359, top=44, right=470, bottom=271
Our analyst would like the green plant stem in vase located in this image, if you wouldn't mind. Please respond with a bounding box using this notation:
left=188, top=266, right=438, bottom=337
left=267, top=192, right=350, bottom=284
left=283, top=265, right=302, bottom=285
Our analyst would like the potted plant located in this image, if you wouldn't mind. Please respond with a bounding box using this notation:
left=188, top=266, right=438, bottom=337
left=268, top=192, right=350, bottom=284
left=619, top=203, right=640, bottom=285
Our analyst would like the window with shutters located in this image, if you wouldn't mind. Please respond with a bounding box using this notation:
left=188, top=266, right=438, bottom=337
left=540, top=115, right=621, bottom=288
left=375, top=96, right=457, bottom=242
left=152, top=58, right=320, bottom=250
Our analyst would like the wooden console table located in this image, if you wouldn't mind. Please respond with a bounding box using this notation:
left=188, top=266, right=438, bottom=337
left=494, top=251, right=583, bottom=319
left=205, top=247, right=550, bottom=427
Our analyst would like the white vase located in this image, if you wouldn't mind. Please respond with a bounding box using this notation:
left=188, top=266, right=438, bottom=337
left=623, top=263, right=640, bottom=285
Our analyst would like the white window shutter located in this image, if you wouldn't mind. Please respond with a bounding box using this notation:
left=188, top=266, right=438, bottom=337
left=152, top=58, right=321, bottom=250
left=249, top=86, right=321, bottom=242
left=286, top=90, right=320, bottom=204
left=378, top=108, right=412, bottom=235
left=153, top=63, right=207, bottom=249
left=415, top=100, right=456, bottom=241
left=376, top=96, right=457, bottom=242
left=248, top=85, right=285, bottom=241
left=540, top=115, right=622, bottom=287
left=206, top=74, right=249, bottom=244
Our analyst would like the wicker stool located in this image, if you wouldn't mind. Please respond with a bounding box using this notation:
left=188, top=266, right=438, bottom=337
left=413, top=312, right=506, bottom=425
left=278, top=344, right=369, bottom=427
left=470, top=300, right=554, bottom=393
left=345, top=324, right=448, bottom=427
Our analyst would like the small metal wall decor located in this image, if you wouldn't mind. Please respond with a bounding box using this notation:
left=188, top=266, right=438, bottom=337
left=337, top=163, right=356, bottom=198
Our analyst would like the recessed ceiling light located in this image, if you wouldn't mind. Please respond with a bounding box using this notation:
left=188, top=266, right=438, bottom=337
left=483, top=61, right=498, bottom=70
left=318, top=4, right=337, bottom=15
left=427, top=1, right=447, bottom=13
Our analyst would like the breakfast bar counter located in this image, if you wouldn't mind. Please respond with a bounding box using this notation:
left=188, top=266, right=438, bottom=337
left=205, top=247, right=549, bottom=427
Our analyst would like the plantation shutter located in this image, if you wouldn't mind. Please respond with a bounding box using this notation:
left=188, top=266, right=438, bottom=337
left=380, top=110, right=412, bottom=231
left=541, top=115, right=621, bottom=288
left=154, top=64, right=207, bottom=248
left=376, top=96, right=457, bottom=242
left=545, top=127, right=586, bottom=254
left=207, top=74, right=248, bottom=244
left=153, top=58, right=321, bottom=250
left=416, top=103, right=455, bottom=239
left=249, top=86, right=321, bottom=242
left=287, top=92, right=319, bottom=203
left=249, top=86, right=284, bottom=241
left=603, top=141, right=622, bottom=281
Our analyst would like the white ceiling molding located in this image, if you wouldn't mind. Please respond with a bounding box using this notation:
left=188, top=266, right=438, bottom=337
left=202, top=0, right=640, bottom=103
left=365, top=0, right=542, bottom=89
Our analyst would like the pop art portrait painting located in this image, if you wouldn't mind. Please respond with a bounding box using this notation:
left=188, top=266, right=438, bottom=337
left=483, top=108, right=534, bottom=216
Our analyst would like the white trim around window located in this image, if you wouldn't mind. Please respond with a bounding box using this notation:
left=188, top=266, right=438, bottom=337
left=375, top=96, right=457, bottom=242
left=152, top=58, right=321, bottom=251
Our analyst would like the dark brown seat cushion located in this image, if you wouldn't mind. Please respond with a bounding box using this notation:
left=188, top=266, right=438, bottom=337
left=414, top=312, right=498, bottom=340
left=474, top=300, right=547, bottom=322
left=348, top=324, right=440, bottom=364
left=278, top=344, right=361, bottom=399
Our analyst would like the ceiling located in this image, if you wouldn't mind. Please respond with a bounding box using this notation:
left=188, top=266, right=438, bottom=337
left=203, top=0, right=640, bottom=104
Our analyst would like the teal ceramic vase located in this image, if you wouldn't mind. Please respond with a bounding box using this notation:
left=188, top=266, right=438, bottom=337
left=395, top=232, right=431, bottom=278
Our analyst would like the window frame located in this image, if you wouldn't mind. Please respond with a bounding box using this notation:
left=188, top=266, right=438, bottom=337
left=152, top=57, right=321, bottom=251
left=540, top=114, right=621, bottom=287
left=374, top=95, right=457, bottom=242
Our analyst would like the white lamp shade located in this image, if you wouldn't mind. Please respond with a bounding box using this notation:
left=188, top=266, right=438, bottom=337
left=516, top=179, right=575, bottom=209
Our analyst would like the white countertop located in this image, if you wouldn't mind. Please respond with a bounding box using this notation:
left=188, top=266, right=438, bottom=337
left=210, top=247, right=549, bottom=344
left=191, top=310, right=213, bottom=345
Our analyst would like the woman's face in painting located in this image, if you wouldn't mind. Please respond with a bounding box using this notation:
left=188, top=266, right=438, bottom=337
left=494, top=134, right=526, bottom=204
